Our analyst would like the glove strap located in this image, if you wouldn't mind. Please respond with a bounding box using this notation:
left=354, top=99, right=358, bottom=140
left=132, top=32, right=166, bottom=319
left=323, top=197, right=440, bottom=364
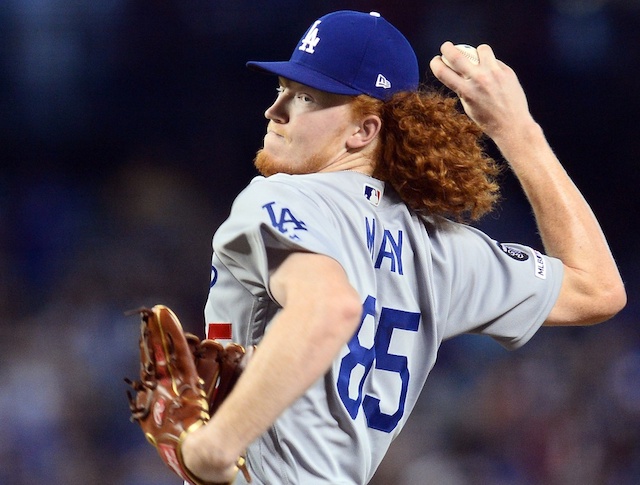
left=236, top=456, right=252, bottom=483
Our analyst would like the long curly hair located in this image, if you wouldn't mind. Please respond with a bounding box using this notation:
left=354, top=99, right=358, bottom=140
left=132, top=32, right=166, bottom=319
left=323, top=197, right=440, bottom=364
left=352, top=88, right=502, bottom=221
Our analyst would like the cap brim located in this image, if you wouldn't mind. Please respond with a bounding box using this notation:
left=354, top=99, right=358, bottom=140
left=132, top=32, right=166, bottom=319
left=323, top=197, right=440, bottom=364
left=246, top=60, right=362, bottom=96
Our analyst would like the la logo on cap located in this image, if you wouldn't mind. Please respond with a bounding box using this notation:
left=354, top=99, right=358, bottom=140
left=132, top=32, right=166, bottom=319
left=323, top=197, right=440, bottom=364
left=299, top=20, right=321, bottom=53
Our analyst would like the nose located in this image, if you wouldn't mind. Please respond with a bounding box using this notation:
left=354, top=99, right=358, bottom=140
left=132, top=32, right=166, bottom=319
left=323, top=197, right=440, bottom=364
left=264, top=97, right=287, bottom=123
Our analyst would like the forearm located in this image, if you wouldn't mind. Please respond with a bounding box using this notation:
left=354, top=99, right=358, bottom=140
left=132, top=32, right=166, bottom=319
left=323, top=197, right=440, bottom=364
left=181, top=309, right=351, bottom=480
left=181, top=253, right=363, bottom=481
left=494, top=120, right=625, bottom=323
left=496, top=121, right=598, bottom=262
left=209, top=307, right=351, bottom=456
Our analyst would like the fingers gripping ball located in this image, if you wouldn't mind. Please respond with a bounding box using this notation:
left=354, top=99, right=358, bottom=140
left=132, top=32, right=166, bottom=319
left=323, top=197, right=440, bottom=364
left=125, top=305, right=252, bottom=485
left=441, top=44, right=479, bottom=69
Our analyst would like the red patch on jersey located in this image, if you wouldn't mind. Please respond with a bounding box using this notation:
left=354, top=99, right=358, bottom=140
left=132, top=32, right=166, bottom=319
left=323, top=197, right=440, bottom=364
left=207, top=322, right=232, bottom=340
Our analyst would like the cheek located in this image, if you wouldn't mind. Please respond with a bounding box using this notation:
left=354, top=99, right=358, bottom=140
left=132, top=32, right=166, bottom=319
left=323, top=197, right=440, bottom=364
left=304, top=117, right=349, bottom=144
left=318, top=119, right=352, bottom=149
left=287, top=109, right=352, bottom=153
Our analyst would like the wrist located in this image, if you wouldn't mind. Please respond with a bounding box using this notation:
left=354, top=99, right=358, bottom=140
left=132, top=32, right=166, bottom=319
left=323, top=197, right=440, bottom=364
left=180, top=425, right=239, bottom=484
left=492, top=119, right=545, bottom=163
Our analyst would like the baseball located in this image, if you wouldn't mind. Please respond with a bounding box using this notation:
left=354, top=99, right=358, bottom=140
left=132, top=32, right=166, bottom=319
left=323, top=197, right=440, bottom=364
left=441, top=44, right=479, bottom=68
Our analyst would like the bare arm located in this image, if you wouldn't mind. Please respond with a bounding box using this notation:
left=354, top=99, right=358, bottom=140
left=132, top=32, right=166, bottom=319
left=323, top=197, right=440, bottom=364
left=430, top=42, right=626, bottom=326
left=181, top=252, right=362, bottom=482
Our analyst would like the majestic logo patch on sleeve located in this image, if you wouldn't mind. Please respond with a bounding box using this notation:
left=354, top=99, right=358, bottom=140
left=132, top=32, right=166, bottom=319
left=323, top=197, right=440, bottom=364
left=498, top=243, right=529, bottom=261
left=363, top=184, right=382, bottom=206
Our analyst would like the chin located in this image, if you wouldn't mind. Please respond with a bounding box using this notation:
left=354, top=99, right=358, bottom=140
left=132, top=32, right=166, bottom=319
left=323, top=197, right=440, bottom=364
left=254, top=149, right=323, bottom=176
left=254, top=149, right=281, bottom=177
left=254, top=149, right=305, bottom=176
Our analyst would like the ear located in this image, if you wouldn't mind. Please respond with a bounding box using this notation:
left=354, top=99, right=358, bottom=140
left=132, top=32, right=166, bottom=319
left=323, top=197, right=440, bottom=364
left=346, top=115, right=382, bottom=149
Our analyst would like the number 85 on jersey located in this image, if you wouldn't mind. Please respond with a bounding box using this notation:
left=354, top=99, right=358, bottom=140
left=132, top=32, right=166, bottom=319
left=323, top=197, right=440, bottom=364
left=337, top=295, right=421, bottom=433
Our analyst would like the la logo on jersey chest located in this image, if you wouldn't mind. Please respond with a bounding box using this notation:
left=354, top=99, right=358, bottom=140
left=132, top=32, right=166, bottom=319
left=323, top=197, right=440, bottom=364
left=262, top=201, right=307, bottom=240
left=365, top=217, right=404, bottom=275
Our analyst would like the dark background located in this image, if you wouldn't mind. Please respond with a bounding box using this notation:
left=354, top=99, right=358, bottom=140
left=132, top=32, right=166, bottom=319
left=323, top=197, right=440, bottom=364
left=1, top=1, right=639, bottom=484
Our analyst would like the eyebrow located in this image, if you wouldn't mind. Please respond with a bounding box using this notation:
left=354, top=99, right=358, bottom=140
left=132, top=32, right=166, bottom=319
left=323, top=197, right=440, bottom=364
left=277, top=77, right=352, bottom=107
left=278, top=77, right=316, bottom=93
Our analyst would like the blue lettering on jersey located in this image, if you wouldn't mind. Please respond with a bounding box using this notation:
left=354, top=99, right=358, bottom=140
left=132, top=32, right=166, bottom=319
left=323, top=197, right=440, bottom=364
left=374, top=230, right=404, bottom=275
left=262, top=201, right=308, bottom=240
left=366, top=217, right=376, bottom=258
left=366, top=218, right=404, bottom=274
left=210, top=264, right=218, bottom=288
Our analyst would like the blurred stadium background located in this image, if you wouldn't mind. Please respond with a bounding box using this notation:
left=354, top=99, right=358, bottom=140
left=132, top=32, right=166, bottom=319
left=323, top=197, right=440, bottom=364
left=1, top=1, right=639, bottom=483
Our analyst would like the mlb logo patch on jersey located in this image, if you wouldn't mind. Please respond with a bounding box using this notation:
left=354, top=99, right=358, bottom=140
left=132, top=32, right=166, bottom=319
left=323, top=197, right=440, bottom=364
left=363, top=184, right=382, bottom=206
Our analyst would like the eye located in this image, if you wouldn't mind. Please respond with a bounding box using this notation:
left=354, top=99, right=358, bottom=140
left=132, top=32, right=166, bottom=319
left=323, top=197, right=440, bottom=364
left=297, top=93, right=314, bottom=103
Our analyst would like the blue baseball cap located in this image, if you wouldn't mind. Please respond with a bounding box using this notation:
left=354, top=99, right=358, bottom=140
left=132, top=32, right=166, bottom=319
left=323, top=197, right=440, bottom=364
left=246, top=11, right=419, bottom=100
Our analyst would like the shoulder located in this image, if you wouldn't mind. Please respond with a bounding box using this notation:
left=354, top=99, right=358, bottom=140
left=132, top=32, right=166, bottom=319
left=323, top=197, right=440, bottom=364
left=246, top=172, right=335, bottom=188
left=243, top=172, right=356, bottom=190
left=421, top=216, right=482, bottom=244
left=230, top=175, right=310, bottom=213
left=424, top=217, right=507, bottom=266
left=238, top=173, right=327, bottom=201
left=218, top=174, right=342, bottom=246
left=235, top=172, right=369, bottom=209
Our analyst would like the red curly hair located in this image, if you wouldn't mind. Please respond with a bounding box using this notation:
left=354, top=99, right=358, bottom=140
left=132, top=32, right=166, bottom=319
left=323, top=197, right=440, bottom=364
left=351, top=88, right=501, bottom=221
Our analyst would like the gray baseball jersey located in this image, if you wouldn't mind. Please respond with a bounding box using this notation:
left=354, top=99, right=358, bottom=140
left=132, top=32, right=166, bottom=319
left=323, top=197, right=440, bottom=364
left=204, top=171, right=563, bottom=484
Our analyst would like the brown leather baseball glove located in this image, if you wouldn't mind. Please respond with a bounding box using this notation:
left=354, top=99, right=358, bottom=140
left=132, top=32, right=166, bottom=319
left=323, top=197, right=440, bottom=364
left=125, top=305, right=251, bottom=484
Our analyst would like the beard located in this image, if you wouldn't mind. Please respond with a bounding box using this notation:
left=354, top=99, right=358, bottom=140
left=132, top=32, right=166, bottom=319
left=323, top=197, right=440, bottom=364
left=254, top=149, right=328, bottom=177
left=254, top=149, right=283, bottom=177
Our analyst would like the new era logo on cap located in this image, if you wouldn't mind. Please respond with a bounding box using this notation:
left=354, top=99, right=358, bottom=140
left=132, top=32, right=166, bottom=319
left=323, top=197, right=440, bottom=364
left=376, top=74, right=391, bottom=89
left=247, top=10, right=418, bottom=100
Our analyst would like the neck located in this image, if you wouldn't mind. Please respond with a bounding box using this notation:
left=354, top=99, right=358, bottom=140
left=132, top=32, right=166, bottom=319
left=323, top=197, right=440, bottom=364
left=319, top=149, right=376, bottom=176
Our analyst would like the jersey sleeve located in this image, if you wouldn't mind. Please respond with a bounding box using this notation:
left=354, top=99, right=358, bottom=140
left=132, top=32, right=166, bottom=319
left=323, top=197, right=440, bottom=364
left=212, top=175, right=346, bottom=298
left=432, top=222, right=564, bottom=350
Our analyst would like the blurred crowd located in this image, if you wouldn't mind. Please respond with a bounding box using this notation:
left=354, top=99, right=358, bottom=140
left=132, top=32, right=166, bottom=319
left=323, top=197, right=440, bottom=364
left=1, top=1, right=639, bottom=484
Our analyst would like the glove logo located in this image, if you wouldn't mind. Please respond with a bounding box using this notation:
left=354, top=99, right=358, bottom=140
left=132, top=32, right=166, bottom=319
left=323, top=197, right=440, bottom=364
left=158, top=443, right=189, bottom=482
left=153, top=398, right=166, bottom=426
left=154, top=343, right=167, bottom=367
